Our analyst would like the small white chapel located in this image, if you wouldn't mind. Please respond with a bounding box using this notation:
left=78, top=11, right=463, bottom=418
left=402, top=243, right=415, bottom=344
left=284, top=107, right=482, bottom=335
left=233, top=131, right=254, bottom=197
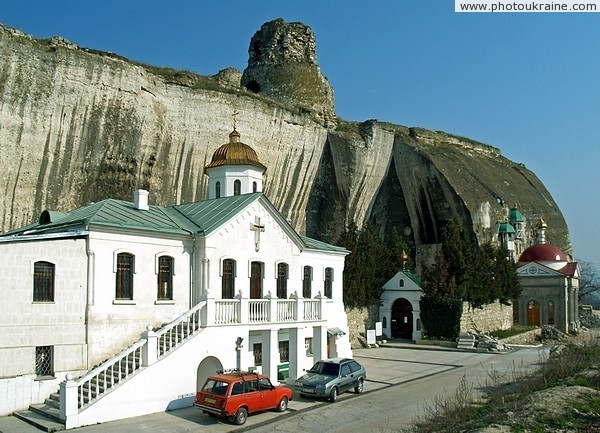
left=0, top=127, right=352, bottom=429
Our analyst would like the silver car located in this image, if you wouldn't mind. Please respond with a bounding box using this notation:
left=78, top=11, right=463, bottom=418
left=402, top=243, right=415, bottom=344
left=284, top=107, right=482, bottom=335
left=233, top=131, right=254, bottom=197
left=294, top=357, right=366, bottom=402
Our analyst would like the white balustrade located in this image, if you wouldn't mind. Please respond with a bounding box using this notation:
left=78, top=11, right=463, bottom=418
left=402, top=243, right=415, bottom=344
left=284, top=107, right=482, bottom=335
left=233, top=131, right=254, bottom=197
left=277, top=300, right=296, bottom=321
left=303, top=299, right=321, bottom=320
left=215, top=300, right=239, bottom=324
left=249, top=300, right=270, bottom=323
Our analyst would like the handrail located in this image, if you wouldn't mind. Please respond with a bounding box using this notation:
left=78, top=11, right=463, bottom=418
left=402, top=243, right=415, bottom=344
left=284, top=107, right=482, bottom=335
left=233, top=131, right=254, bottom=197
left=156, top=301, right=205, bottom=357
left=75, top=339, right=145, bottom=408
left=73, top=301, right=206, bottom=408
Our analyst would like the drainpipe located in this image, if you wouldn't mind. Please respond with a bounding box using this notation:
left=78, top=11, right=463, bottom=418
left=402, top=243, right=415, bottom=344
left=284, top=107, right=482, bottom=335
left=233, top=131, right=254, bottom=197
left=85, top=236, right=95, bottom=368
left=189, top=234, right=196, bottom=309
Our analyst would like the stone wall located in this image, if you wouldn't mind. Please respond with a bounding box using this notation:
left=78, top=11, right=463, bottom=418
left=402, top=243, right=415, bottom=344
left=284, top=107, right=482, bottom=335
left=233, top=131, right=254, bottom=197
left=345, top=306, right=379, bottom=349
left=460, top=301, right=513, bottom=333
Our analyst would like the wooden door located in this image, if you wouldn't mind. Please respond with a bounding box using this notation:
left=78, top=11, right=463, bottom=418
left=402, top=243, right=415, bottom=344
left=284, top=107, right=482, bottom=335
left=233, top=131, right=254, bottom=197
left=250, top=262, right=263, bottom=299
left=391, top=298, right=413, bottom=340
left=526, top=300, right=540, bottom=326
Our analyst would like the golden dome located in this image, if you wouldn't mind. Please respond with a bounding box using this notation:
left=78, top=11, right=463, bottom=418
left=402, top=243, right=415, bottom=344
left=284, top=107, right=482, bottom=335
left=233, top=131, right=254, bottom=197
left=204, top=129, right=267, bottom=174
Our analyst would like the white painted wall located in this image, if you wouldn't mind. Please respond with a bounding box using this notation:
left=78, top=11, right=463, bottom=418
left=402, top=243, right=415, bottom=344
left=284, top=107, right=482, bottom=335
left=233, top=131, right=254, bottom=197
left=85, top=229, right=193, bottom=365
left=206, top=165, right=264, bottom=199
left=0, top=237, right=88, bottom=414
left=380, top=271, right=423, bottom=341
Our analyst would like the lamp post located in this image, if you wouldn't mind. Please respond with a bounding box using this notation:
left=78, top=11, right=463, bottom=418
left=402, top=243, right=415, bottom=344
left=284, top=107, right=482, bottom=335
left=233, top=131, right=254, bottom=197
left=235, top=337, right=244, bottom=371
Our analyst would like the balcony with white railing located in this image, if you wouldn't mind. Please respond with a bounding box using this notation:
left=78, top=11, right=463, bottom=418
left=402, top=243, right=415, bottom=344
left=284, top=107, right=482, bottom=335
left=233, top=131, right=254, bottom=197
left=208, top=294, right=324, bottom=327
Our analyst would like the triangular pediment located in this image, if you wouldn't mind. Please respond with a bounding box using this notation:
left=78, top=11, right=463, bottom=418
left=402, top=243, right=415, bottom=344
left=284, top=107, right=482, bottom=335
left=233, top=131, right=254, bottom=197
left=517, top=262, right=562, bottom=277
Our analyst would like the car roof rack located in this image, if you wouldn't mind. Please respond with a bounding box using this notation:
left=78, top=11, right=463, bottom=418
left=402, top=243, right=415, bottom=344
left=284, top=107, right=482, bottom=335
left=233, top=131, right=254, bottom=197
left=216, top=369, right=261, bottom=378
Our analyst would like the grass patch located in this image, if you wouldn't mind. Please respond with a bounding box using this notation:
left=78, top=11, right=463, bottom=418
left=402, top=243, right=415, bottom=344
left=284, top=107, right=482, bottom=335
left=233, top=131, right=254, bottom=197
left=489, top=325, right=537, bottom=340
left=405, top=332, right=600, bottom=432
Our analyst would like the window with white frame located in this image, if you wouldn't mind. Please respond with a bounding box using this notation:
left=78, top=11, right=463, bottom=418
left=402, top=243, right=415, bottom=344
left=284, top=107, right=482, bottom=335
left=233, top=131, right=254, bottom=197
left=157, top=256, right=174, bottom=300
left=116, top=253, right=134, bottom=300
left=324, top=267, right=333, bottom=298
left=33, top=261, right=55, bottom=302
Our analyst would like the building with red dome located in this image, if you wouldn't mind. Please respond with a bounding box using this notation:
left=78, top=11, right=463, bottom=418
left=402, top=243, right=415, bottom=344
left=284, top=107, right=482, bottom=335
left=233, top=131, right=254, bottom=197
left=513, top=218, right=580, bottom=333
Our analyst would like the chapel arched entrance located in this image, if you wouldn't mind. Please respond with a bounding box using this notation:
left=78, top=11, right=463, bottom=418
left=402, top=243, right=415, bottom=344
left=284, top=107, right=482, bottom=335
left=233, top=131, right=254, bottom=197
left=196, top=356, right=223, bottom=392
left=391, top=298, right=413, bottom=340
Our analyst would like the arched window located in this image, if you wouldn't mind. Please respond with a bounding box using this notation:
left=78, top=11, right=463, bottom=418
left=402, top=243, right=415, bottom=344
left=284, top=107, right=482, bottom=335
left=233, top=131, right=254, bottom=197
left=33, top=261, right=55, bottom=302
left=157, top=256, right=174, bottom=300
left=527, top=300, right=541, bottom=326
left=253, top=181, right=257, bottom=193
left=222, top=259, right=236, bottom=299
left=215, top=181, right=221, bottom=199
left=303, top=266, right=313, bottom=298
left=399, top=278, right=405, bottom=288
left=277, top=263, right=288, bottom=299
left=234, top=179, right=241, bottom=196
left=116, top=253, right=134, bottom=300
left=547, top=300, right=555, bottom=325
left=324, top=267, right=333, bottom=299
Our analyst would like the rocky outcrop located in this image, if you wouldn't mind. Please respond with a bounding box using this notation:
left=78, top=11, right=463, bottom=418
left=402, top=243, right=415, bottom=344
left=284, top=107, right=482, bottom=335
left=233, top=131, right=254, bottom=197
left=241, top=19, right=336, bottom=124
left=0, top=20, right=571, bottom=264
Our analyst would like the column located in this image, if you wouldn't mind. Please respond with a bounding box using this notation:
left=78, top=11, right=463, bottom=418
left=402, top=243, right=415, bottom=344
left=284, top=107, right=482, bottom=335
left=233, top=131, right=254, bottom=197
left=141, top=326, right=158, bottom=367
left=313, top=326, right=327, bottom=361
left=60, top=374, right=79, bottom=428
left=261, top=328, right=279, bottom=381
left=288, top=327, right=305, bottom=381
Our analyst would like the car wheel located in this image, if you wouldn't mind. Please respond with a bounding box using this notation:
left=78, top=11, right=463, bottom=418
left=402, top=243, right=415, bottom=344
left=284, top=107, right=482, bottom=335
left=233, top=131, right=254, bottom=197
left=276, top=396, right=288, bottom=412
left=232, top=407, right=248, bottom=425
left=354, top=378, right=364, bottom=394
left=329, top=387, right=338, bottom=402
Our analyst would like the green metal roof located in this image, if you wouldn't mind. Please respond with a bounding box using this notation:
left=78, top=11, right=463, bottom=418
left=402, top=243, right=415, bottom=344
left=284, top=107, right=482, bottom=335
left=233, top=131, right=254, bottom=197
left=3, top=199, right=189, bottom=236
left=509, top=207, right=525, bottom=223
left=172, top=193, right=261, bottom=235
left=401, top=269, right=422, bottom=286
left=497, top=222, right=516, bottom=234
left=2, top=192, right=348, bottom=254
left=300, top=235, right=349, bottom=254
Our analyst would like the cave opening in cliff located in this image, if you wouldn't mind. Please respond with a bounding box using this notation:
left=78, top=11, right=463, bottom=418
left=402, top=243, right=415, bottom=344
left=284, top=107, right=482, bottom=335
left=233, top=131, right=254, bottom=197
left=245, top=80, right=261, bottom=94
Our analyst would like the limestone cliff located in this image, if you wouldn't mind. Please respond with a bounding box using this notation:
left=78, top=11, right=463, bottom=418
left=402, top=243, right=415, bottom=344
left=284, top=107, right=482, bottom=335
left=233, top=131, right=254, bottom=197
left=0, top=20, right=571, bottom=265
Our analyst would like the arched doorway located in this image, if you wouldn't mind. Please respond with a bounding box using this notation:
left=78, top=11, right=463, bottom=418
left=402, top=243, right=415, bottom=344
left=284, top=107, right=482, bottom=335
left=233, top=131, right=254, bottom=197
left=526, top=300, right=541, bottom=326
left=196, top=356, right=223, bottom=392
left=391, top=298, right=413, bottom=340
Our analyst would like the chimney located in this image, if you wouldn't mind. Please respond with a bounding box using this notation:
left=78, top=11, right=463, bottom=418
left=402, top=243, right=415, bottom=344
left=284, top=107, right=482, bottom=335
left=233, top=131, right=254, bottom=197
left=133, top=189, right=149, bottom=211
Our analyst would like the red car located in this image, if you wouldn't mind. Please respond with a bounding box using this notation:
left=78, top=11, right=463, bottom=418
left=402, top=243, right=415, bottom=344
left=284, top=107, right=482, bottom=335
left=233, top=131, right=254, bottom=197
left=194, top=370, right=292, bottom=425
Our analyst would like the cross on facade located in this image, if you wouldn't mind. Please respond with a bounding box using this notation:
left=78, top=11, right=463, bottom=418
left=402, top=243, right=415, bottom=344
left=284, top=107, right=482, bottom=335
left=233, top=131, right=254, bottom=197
left=250, top=216, right=265, bottom=252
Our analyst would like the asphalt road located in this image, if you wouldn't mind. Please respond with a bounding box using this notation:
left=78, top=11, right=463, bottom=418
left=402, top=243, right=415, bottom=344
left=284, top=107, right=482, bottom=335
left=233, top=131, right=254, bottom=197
left=0, top=343, right=549, bottom=433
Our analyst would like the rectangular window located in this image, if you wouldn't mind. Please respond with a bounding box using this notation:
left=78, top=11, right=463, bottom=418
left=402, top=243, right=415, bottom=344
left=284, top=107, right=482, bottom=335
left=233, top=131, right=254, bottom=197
left=276, top=263, right=288, bottom=299
left=253, top=343, right=262, bottom=366
left=157, top=256, right=174, bottom=300
left=324, top=267, right=333, bottom=299
left=305, top=337, right=313, bottom=356
left=279, top=340, right=289, bottom=363
left=116, top=253, right=134, bottom=300
left=33, top=261, right=55, bottom=302
left=222, top=259, right=235, bottom=299
left=303, top=266, right=312, bottom=298
left=35, top=346, right=54, bottom=377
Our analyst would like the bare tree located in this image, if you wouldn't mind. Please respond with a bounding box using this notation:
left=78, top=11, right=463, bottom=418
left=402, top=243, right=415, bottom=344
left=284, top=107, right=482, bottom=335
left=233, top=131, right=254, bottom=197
left=577, top=259, right=600, bottom=305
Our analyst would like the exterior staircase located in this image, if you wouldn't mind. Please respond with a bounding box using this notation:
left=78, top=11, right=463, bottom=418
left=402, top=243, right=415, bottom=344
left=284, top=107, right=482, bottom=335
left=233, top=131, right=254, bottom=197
left=11, top=301, right=205, bottom=431
left=13, top=392, right=64, bottom=432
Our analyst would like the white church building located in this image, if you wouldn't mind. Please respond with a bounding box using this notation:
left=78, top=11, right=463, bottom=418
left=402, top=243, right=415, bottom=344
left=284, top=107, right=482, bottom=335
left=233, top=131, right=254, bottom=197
left=0, top=128, right=352, bottom=429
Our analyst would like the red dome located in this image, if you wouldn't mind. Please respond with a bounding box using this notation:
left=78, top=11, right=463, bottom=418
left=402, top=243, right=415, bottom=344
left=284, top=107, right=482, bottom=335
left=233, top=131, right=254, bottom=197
left=518, top=243, right=567, bottom=264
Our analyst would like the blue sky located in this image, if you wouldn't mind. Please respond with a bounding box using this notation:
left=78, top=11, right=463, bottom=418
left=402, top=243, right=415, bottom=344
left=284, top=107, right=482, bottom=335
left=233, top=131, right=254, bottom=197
left=1, top=1, right=599, bottom=269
